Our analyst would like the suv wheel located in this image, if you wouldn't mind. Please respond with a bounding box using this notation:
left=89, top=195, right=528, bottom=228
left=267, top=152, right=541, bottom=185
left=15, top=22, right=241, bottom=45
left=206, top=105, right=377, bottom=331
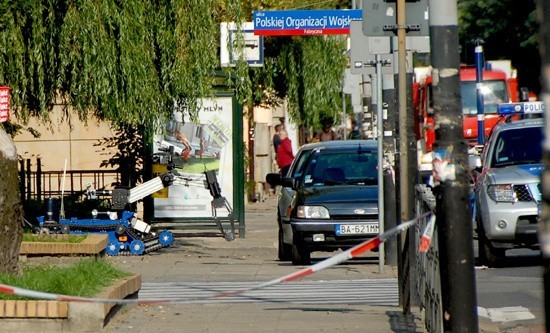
left=278, top=222, right=292, bottom=261
left=477, top=221, right=506, bottom=266
left=291, top=241, right=311, bottom=265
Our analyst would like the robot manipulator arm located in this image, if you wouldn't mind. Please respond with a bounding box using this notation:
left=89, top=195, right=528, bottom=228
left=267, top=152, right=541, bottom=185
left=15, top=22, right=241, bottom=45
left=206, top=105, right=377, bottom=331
left=112, top=171, right=209, bottom=210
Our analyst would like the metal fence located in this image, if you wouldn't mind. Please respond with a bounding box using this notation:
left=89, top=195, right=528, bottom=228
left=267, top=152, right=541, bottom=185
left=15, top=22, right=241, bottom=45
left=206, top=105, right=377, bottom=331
left=414, top=184, right=443, bottom=333
left=19, top=158, right=120, bottom=204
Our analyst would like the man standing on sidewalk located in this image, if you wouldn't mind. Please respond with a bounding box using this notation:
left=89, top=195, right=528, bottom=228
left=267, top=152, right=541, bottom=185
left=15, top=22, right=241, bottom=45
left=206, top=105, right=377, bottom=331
left=276, top=129, right=294, bottom=176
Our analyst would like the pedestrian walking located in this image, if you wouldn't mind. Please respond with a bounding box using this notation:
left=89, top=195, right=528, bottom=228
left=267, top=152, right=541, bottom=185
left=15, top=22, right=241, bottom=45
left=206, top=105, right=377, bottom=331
left=276, top=129, right=294, bottom=176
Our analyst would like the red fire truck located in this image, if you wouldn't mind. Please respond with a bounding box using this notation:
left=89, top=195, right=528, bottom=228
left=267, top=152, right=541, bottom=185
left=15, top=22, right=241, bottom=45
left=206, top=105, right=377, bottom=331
left=414, top=61, right=521, bottom=177
left=460, top=61, right=519, bottom=142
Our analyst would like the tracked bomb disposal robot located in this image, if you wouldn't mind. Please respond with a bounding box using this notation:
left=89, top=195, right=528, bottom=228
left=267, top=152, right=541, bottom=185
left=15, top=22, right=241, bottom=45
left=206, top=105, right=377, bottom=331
left=37, top=146, right=236, bottom=255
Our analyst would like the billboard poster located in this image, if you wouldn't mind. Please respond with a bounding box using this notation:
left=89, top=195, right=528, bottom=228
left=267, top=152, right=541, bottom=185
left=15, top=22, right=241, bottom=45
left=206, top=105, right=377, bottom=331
left=152, top=97, right=234, bottom=219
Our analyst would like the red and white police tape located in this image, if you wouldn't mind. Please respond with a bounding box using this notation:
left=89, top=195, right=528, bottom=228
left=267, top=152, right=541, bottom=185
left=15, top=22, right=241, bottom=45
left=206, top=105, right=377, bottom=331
left=0, top=211, right=433, bottom=305
left=419, top=214, right=436, bottom=253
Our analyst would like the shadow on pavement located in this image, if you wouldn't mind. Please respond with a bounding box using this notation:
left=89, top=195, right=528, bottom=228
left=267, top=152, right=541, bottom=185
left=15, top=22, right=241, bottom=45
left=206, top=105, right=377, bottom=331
left=387, top=310, right=424, bottom=333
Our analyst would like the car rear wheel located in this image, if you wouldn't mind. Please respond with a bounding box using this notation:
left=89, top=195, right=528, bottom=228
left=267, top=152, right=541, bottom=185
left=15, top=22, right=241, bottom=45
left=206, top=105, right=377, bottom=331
left=477, top=221, right=506, bottom=266
left=291, top=241, right=311, bottom=265
left=278, top=225, right=292, bottom=261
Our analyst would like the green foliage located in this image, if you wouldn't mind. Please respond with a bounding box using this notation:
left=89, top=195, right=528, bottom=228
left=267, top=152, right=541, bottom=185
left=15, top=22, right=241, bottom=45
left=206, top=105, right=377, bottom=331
left=458, top=0, right=540, bottom=92
left=22, top=234, right=86, bottom=243
left=0, top=1, right=244, bottom=136
left=0, top=0, right=350, bottom=132
left=0, top=258, right=129, bottom=300
left=279, top=36, right=346, bottom=128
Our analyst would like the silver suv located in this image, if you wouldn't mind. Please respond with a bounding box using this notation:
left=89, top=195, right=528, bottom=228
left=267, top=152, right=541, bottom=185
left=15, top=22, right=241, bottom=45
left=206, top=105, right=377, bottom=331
left=473, top=116, right=542, bottom=266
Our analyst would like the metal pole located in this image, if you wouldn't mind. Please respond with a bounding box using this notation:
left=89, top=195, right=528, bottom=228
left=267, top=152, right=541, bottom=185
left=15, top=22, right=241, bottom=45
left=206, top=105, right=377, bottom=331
left=376, top=57, right=385, bottom=274
left=383, top=73, right=398, bottom=266
left=342, top=89, right=347, bottom=140
left=396, top=0, right=412, bottom=314
left=397, top=0, right=408, bottom=220
left=475, top=41, right=485, bottom=145
left=537, top=1, right=550, bottom=331
left=429, top=0, right=478, bottom=331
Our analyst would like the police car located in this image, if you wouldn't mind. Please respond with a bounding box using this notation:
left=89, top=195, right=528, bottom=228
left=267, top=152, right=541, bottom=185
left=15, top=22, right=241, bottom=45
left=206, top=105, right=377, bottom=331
left=473, top=101, right=543, bottom=266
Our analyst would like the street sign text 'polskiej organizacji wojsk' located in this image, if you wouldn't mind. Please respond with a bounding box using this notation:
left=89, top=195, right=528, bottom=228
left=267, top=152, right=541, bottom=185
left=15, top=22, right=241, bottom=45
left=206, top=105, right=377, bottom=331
left=253, top=9, right=362, bottom=36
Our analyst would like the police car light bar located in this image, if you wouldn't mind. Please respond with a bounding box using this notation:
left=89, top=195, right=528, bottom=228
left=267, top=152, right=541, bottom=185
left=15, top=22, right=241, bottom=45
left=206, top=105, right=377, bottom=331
left=497, top=101, right=545, bottom=115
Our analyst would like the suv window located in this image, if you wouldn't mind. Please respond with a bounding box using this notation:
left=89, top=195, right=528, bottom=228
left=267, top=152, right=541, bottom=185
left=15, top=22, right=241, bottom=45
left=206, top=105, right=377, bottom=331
left=491, top=126, right=542, bottom=167
left=301, top=150, right=377, bottom=186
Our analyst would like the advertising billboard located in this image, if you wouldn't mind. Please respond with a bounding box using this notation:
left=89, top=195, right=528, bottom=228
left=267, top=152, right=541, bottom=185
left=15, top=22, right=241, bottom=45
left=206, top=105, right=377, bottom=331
left=151, top=97, right=234, bottom=219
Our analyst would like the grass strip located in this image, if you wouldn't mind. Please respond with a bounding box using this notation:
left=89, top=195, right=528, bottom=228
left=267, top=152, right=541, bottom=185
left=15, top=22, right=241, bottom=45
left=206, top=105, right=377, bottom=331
left=22, top=234, right=86, bottom=243
left=0, top=258, right=130, bottom=300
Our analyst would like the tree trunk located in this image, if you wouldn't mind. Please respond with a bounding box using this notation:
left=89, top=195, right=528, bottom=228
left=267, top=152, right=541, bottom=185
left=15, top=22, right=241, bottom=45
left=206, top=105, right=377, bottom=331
left=0, top=127, right=23, bottom=274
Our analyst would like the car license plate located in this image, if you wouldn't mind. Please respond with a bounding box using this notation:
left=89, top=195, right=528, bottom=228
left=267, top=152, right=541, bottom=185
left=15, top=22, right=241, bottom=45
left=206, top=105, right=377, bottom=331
left=335, top=223, right=379, bottom=235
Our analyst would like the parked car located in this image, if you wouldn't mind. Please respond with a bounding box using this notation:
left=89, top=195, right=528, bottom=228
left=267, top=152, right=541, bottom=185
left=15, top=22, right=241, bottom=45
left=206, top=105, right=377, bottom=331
left=473, top=112, right=543, bottom=266
left=266, top=140, right=379, bottom=265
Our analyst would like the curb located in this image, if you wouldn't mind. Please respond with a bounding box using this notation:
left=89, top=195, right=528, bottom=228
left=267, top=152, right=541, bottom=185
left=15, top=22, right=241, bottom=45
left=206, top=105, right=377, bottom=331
left=19, top=234, right=108, bottom=256
left=0, top=273, right=141, bottom=332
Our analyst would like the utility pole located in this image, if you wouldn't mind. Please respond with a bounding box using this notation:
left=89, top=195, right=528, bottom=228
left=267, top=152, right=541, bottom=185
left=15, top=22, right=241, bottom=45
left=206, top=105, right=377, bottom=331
left=383, top=73, right=398, bottom=266
left=362, top=0, right=427, bottom=312
left=428, top=1, right=478, bottom=332
left=395, top=0, right=418, bottom=314
left=537, top=1, right=550, bottom=332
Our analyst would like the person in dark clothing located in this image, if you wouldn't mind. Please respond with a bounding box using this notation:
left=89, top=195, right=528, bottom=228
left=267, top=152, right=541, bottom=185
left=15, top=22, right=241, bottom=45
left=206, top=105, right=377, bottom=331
left=276, top=129, right=294, bottom=176
left=319, top=121, right=340, bottom=141
left=273, top=124, right=283, bottom=153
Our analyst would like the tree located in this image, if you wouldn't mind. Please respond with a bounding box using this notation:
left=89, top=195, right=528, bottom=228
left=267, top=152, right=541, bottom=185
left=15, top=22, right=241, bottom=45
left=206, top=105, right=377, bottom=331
left=235, top=0, right=351, bottom=133
left=0, top=0, right=244, bottom=273
left=458, top=0, right=540, bottom=93
left=0, top=0, right=351, bottom=272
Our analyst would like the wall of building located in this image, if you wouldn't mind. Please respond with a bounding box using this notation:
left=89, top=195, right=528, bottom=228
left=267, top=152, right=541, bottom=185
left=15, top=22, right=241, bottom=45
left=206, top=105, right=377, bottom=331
left=12, top=105, right=117, bottom=172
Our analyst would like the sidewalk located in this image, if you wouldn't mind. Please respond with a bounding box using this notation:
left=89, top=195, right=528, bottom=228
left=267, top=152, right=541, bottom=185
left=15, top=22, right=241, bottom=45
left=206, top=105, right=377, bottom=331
left=103, top=195, right=426, bottom=333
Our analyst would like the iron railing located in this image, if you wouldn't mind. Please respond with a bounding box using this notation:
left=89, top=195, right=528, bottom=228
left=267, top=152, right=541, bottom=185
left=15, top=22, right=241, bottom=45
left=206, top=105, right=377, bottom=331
left=19, top=158, right=120, bottom=204
left=414, top=184, right=443, bottom=333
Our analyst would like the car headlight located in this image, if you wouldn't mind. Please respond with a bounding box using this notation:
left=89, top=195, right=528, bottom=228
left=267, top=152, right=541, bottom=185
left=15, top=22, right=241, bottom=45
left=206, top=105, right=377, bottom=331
left=487, top=184, right=516, bottom=202
left=297, top=206, right=330, bottom=219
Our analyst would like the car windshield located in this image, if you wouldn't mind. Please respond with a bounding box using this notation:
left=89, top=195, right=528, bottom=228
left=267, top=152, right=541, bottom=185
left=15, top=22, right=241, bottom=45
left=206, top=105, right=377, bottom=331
left=461, top=80, right=508, bottom=115
left=491, top=126, right=543, bottom=167
left=301, top=150, right=378, bottom=186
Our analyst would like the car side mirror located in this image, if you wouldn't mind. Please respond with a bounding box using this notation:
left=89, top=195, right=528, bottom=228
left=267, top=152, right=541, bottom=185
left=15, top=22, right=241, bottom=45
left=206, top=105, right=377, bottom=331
left=282, top=177, right=301, bottom=190
left=266, top=173, right=282, bottom=187
left=468, top=154, right=482, bottom=171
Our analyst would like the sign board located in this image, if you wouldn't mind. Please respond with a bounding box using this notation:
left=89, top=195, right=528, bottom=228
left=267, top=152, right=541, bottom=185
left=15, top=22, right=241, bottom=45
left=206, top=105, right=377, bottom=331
left=0, top=86, right=9, bottom=123
left=220, top=22, right=264, bottom=67
left=152, top=97, right=234, bottom=219
left=350, top=20, right=392, bottom=75
left=253, top=9, right=362, bottom=36
left=362, top=0, right=429, bottom=37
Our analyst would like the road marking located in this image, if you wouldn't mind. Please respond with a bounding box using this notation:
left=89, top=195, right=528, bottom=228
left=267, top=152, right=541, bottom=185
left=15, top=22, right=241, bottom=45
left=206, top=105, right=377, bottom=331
left=478, top=306, right=536, bottom=322
left=138, top=279, right=399, bottom=305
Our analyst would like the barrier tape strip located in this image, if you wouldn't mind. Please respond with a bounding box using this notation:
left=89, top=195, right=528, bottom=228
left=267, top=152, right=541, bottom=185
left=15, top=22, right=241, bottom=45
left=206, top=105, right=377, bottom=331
left=0, top=211, right=433, bottom=305
left=419, top=214, right=436, bottom=253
